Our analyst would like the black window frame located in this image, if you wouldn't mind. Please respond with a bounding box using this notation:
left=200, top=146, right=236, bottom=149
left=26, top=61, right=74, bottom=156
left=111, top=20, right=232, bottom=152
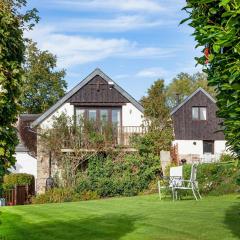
left=203, top=140, right=214, bottom=154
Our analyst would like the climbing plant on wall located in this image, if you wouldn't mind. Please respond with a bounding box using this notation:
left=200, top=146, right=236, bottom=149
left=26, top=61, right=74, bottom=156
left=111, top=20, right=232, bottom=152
left=0, top=0, right=38, bottom=189
left=181, top=0, right=240, bottom=157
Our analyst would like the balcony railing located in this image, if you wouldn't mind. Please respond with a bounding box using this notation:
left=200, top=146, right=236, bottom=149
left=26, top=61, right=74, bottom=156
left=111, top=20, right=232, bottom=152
left=61, top=125, right=148, bottom=150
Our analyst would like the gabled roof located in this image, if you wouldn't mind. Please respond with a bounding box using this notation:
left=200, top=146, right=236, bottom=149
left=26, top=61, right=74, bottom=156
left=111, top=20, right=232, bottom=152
left=170, top=87, right=216, bottom=115
left=31, top=68, right=144, bottom=128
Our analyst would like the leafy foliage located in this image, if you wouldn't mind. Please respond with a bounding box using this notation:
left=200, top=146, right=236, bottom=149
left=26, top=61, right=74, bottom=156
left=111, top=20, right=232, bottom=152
left=22, top=41, right=67, bottom=114
left=75, top=153, right=160, bottom=197
left=166, top=72, right=216, bottom=108
left=183, top=162, right=240, bottom=195
left=3, top=173, right=34, bottom=189
left=133, top=80, right=173, bottom=155
left=219, top=153, right=237, bottom=162
left=31, top=188, right=99, bottom=204
left=182, top=0, right=240, bottom=156
left=0, top=0, right=38, bottom=189
left=40, top=114, right=123, bottom=188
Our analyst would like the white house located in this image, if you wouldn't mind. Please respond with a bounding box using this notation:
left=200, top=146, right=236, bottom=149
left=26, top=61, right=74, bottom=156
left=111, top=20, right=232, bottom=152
left=30, top=68, right=145, bottom=192
left=10, top=114, right=40, bottom=188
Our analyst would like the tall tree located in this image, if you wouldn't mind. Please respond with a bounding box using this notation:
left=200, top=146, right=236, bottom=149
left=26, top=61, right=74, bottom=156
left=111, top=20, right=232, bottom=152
left=22, top=41, right=67, bottom=114
left=133, top=80, right=173, bottom=155
left=182, top=0, right=240, bottom=156
left=0, top=0, right=38, bottom=191
left=166, top=72, right=216, bottom=108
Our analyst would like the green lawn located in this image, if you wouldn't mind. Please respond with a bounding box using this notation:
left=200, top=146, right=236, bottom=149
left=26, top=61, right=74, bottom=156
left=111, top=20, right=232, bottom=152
left=0, top=194, right=239, bottom=240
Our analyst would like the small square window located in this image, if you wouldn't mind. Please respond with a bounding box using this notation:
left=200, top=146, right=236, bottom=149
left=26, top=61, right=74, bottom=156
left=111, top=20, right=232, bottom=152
left=192, top=107, right=199, bottom=120
left=192, top=107, right=207, bottom=120
left=199, top=107, right=207, bottom=120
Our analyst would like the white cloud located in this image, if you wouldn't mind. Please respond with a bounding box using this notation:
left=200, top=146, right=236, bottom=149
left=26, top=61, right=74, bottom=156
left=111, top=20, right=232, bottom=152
left=136, top=67, right=169, bottom=78
left=114, top=74, right=130, bottom=80
left=50, top=0, right=164, bottom=13
left=25, top=26, right=176, bottom=68
left=58, top=15, right=174, bottom=32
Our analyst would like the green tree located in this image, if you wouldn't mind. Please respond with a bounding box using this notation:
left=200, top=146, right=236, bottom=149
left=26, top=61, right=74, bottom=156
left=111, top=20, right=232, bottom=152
left=0, top=0, right=38, bottom=191
left=182, top=0, right=240, bottom=156
left=166, top=72, right=216, bottom=108
left=22, top=41, right=67, bottom=114
left=133, top=80, right=173, bottom=155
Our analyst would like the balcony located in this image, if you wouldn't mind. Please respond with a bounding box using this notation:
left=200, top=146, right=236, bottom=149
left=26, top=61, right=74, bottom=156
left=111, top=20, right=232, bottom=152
left=61, top=125, right=148, bottom=151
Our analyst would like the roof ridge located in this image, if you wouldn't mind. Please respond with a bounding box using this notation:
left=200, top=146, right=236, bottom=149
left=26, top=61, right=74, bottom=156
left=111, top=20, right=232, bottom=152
left=170, top=87, right=216, bottom=115
left=31, top=68, right=143, bottom=128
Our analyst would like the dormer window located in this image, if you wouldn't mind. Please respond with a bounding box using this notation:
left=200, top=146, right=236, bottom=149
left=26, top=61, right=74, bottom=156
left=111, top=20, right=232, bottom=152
left=192, top=107, right=207, bottom=120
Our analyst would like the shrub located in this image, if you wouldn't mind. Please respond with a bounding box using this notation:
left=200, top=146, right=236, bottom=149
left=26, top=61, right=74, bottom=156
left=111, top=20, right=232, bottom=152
left=75, top=153, right=160, bottom=198
left=219, top=153, right=236, bottom=163
left=3, top=173, right=34, bottom=190
left=80, top=190, right=100, bottom=201
left=32, top=188, right=77, bottom=204
left=32, top=188, right=99, bottom=204
left=183, top=162, right=240, bottom=195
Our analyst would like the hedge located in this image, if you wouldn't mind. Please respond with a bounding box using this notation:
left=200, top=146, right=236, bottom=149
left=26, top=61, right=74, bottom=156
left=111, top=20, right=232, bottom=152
left=75, top=153, right=160, bottom=197
left=3, top=173, right=34, bottom=190
left=183, top=161, right=240, bottom=195
left=32, top=188, right=99, bottom=204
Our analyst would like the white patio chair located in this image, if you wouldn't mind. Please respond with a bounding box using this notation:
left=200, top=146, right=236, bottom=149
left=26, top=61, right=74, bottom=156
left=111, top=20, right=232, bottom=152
left=172, top=164, right=202, bottom=201
left=158, top=166, right=183, bottom=200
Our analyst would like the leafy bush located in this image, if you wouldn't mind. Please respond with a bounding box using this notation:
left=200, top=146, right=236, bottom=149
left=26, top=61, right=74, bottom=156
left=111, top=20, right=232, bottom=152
left=181, top=1, right=240, bottom=154
left=75, top=153, right=160, bottom=198
left=219, top=153, right=236, bottom=163
left=183, top=162, right=240, bottom=195
left=32, top=188, right=99, bottom=204
left=3, top=173, right=34, bottom=190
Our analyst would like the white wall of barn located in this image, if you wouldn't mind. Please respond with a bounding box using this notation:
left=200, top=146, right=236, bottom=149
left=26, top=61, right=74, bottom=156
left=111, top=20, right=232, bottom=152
left=11, top=152, right=37, bottom=179
left=172, top=140, right=228, bottom=162
left=173, top=140, right=203, bottom=155
left=214, top=140, right=228, bottom=154
left=39, top=102, right=144, bottom=129
left=40, top=103, right=74, bottom=129
left=122, top=103, right=144, bottom=126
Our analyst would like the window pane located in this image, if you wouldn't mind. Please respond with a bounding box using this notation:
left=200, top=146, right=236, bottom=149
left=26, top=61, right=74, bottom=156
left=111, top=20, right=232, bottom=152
left=112, top=109, right=121, bottom=126
left=200, top=107, right=207, bottom=120
left=89, top=110, right=97, bottom=122
left=192, top=107, right=199, bottom=120
left=75, top=109, right=85, bottom=125
left=203, top=140, right=214, bottom=154
left=100, top=110, right=108, bottom=123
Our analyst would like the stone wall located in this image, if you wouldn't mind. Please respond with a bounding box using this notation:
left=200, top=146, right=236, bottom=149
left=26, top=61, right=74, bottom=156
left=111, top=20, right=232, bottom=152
left=36, top=129, right=50, bottom=193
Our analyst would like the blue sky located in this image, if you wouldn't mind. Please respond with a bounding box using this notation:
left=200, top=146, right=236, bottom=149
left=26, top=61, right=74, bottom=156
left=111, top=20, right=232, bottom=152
left=26, top=0, right=202, bottom=100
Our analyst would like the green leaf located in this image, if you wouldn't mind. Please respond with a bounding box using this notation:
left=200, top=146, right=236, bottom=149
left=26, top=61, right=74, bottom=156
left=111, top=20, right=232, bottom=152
left=219, top=0, right=231, bottom=6
left=179, top=17, right=191, bottom=25
left=213, top=44, right=221, bottom=53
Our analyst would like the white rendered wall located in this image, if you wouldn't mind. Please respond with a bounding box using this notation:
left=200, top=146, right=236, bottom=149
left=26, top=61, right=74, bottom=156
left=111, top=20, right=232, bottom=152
left=11, top=153, right=37, bottom=179
left=173, top=140, right=203, bottom=155
left=40, top=102, right=143, bottom=128
left=173, top=140, right=228, bottom=163
left=173, top=140, right=227, bottom=156
left=122, top=103, right=144, bottom=126
left=40, top=103, right=74, bottom=129
left=214, top=141, right=227, bottom=154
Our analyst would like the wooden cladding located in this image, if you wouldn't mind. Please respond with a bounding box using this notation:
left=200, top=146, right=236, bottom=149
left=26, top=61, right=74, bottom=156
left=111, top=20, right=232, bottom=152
left=172, top=91, right=225, bottom=140
left=68, top=75, right=129, bottom=105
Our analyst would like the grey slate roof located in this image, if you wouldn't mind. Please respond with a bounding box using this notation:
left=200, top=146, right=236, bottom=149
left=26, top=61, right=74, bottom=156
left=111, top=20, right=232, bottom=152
left=16, top=114, right=40, bottom=153
left=170, top=87, right=216, bottom=115
left=15, top=143, right=28, bottom=152
left=31, top=68, right=144, bottom=128
left=20, top=114, right=42, bottom=121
